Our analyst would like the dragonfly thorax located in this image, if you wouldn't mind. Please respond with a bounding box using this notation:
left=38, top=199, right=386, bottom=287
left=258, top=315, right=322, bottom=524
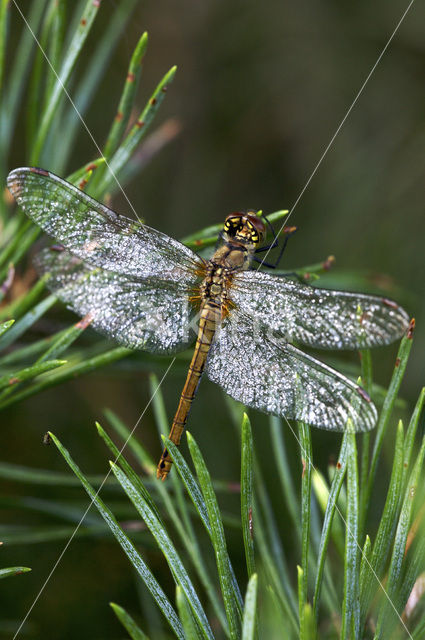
left=200, top=263, right=232, bottom=305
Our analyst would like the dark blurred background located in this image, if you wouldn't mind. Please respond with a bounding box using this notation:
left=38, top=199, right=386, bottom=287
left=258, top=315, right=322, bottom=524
left=2, top=1, right=425, bottom=637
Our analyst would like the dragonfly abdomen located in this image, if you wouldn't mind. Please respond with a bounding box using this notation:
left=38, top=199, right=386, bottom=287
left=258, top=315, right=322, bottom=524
left=156, top=241, right=253, bottom=480
left=156, top=301, right=221, bottom=480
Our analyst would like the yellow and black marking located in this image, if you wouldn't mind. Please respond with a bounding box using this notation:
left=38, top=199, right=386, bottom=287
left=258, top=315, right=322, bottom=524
left=223, top=216, right=243, bottom=233
left=223, top=213, right=264, bottom=245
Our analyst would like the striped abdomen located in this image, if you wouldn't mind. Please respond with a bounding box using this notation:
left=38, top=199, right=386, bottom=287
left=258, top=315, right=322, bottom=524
left=156, top=302, right=220, bottom=480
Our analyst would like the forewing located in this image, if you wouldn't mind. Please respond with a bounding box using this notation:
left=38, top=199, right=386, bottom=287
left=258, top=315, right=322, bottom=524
left=230, top=270, right=409, bottom=350
left=206, top=312, right=377, bottom=432
left=35, top=248, right=198, bottom=354
left=7, top=167, right=202, bottom=282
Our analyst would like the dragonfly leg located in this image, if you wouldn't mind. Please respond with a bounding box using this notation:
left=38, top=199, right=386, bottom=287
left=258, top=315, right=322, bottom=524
left=255, top=240, right=279, bottom=252
left=255, top=216, right=297, bottom=269
left=252, top=256, right=281, bottom=269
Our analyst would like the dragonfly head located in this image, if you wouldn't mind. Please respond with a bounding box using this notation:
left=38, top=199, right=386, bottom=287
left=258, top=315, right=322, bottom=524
left=223, top=212, right=266, bottom=248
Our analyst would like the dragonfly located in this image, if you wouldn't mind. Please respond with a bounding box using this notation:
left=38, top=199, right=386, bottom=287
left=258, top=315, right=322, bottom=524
left=7, top=167, right=410, bottom=480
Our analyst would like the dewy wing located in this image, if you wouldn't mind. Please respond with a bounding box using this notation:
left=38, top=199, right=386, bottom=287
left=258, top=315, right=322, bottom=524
left=7, top=168, right=410, bottom=480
